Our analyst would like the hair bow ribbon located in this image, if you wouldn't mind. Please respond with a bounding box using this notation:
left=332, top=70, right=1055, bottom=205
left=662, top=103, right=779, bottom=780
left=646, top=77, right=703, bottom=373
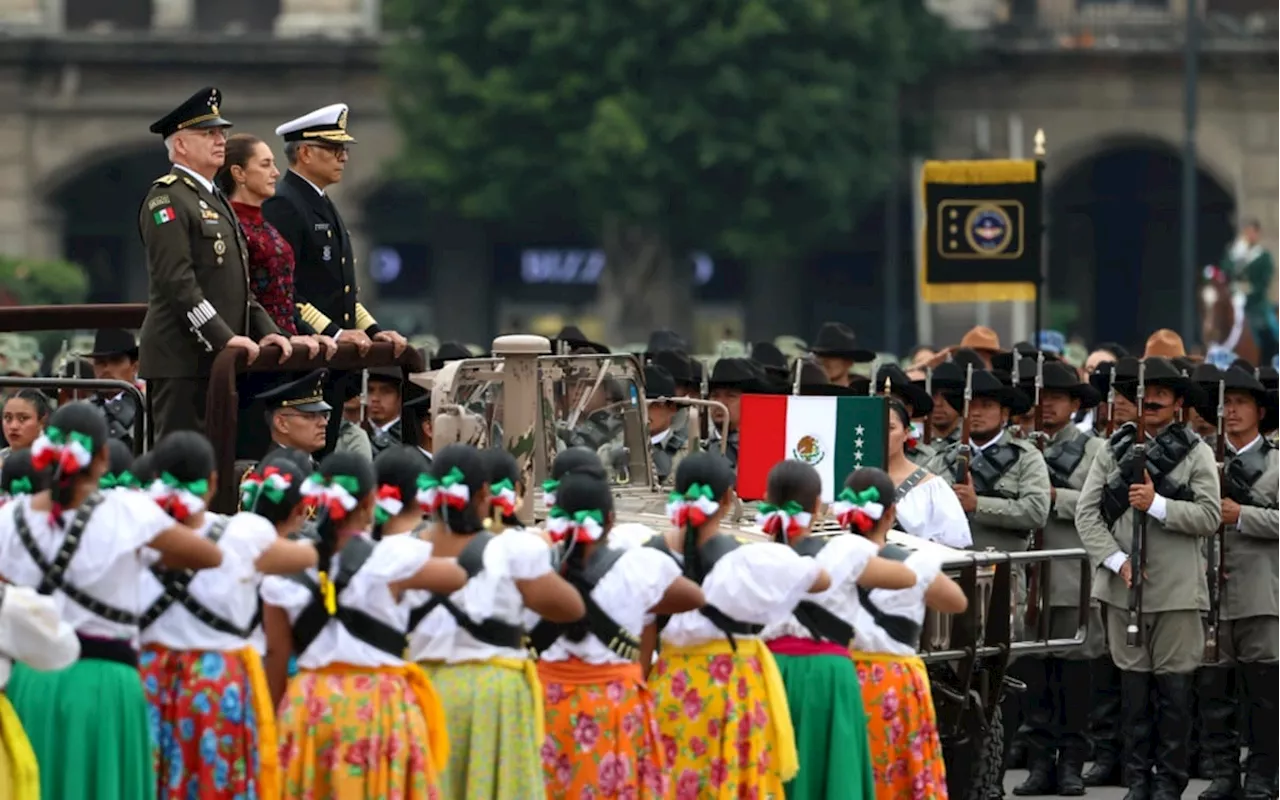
left=437, top=467, right=471, bottom=510
left=756, top=500, right=812, bottom=541
left=31, top=426, right=95, bottom=475
left=8, top=476, right=33, bottom=495
left=489, top=478, right=518, bottom=517
left=541, top=479, right=559, bottom=507
left=828, top=486, right=885, bottom=533
left=100, top=471, right=140, bottom=491
left=374, top=484, right=404, bottom=525
left=666, top=482, right=721, bottom=528
left=301, top=473, right=361, bottom=520
left=148, top=471, right=210, bottom=523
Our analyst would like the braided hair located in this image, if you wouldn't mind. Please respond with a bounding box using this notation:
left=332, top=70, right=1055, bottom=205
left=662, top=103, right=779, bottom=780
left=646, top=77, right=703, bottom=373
left=372, top=445, right=432, bottom=539
left=833, top=467, right=897, bottom=536
left=548, top=470, right=614, bottom=642
left=667, top=452, right=734, bottom=580
left=30, top=402, right=108, bottom=525
left=481, top=448, right=523, bottom=528
left=302, top=452, right=377, bottom=615
left=756, top=460, right=821, bottom=544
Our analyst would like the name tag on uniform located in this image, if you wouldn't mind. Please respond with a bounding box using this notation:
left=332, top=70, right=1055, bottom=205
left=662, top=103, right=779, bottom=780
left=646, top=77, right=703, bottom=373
left=314, top=223, right=330, bottom=232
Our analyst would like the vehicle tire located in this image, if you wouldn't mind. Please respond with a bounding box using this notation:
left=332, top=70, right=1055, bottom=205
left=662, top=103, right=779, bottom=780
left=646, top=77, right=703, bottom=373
left=965, top=702, right=1006, bottom=800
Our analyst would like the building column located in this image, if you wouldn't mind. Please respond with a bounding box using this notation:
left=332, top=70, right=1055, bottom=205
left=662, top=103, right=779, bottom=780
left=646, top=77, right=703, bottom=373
left=0, top=0, right=49, bottom=28
left=275, top=0, right=373, bottom=38
left=151, top=0, right=194, bottom=30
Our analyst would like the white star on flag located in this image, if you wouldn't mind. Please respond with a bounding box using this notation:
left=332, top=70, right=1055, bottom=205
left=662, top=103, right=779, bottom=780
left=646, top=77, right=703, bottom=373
left=855, top=437, right=864, bottom=448
left=855, top=425, right=865, bottom=435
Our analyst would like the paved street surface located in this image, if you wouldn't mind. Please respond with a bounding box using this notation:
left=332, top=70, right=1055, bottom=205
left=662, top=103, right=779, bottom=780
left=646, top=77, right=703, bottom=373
left=1003, top=770, right=1212, bottom=798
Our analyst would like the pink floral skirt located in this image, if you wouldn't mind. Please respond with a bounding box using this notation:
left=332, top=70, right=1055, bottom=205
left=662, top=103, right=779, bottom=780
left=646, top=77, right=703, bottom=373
left=851, top=651, right=948, bottom=800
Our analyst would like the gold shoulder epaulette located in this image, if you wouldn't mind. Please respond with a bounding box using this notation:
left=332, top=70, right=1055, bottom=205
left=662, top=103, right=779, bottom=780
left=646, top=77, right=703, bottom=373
left=153, top=174, right=179, bottom=186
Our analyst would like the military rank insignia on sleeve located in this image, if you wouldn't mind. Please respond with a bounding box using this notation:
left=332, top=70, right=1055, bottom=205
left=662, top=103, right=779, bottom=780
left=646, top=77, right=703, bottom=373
left=154, top=207, right=176, bottom=225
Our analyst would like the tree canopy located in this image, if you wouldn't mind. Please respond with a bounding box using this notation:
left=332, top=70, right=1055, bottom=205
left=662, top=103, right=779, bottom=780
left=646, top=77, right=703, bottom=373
left=385, top=0, right=956, bottom=262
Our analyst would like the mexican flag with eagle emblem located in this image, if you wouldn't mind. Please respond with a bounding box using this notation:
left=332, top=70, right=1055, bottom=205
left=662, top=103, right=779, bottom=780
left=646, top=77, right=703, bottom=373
left=736, top=395, right=889, bottom=502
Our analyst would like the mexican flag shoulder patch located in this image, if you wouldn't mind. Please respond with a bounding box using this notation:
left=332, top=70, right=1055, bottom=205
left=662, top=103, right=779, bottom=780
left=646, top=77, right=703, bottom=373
left=154, top=206, right=176, bottom=225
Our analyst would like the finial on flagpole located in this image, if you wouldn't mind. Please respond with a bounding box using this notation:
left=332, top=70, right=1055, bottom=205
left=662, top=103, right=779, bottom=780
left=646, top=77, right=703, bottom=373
left=1033, top=128, right=1047, bottom=158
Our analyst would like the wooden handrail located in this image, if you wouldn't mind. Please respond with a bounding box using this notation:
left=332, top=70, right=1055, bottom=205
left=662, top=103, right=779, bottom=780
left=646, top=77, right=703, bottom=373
left=0, top=304, right=148, bottom=331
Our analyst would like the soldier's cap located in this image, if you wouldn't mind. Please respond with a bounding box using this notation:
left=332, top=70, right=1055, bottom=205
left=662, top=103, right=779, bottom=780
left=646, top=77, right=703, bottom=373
left=940, top=368, right=1027, bottom=412
left=149, top=87, right=232, bottom=138
left=1036, top=329, right=1067, bottom=356
left=708, top=357, right=771, bottom=394
left=876, top=363, right=933, bottom=416
left=993, top=367, right=1034, bottom=416
left=259, top=369, right=331, bottom=413
left=275, top=103, right=356, bottom=144
left=366, top=366, right=404, bottom=387
left=1143, top=329, right=1186, bottom=359
left=644, top=364, right=677, bottom=400
left=959, top=325, right=1001, bottom=353
left=429, top=341, right=475, bottom=370
left=1015, top=360, right=1102, bottom=410
left=808, top=322, right=874, bottom=363
left=86, top=328, right=138, bottom=360
left=650, top=350, right=695, bottom=388
left=949, top=347, right=989, bottom=372
left=1193, top=365, right=1274, bottom=427
left=991, top=341, right=1060, bottom=373
left=645, top=329, right=688, bottom=356
left=552, top=325, right=609, bottom=355
left=1113, top=357, right=1199, bottom=404
left=750, top=341, right=787, bottom=371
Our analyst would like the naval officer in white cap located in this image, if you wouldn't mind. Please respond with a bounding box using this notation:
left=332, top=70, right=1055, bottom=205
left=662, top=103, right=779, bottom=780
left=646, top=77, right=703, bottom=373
left=262, top=103, right=408, bottom=457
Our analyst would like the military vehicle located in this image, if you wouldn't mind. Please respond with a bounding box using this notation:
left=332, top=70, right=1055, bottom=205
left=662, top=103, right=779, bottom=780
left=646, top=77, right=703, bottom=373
left=419, top=334, right=1092, bottom=800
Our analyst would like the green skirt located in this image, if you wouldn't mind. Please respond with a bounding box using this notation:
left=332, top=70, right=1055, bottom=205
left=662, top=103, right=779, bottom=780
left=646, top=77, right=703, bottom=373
left=7, top=659, right=155, bottom=800
left=421, top=660, right=546, bottom=800
left=774, top=652, right=876, bottom=800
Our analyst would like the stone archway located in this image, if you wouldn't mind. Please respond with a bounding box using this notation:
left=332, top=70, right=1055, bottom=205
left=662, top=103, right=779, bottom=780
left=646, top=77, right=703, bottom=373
left=1046, top=137, right=1236, bottom=350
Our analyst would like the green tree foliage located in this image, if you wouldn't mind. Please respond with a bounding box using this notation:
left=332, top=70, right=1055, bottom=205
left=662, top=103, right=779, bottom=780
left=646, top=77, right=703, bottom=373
left=385, top=0, right=957, bottom=338
left=0, top=256, right=90, bottom=306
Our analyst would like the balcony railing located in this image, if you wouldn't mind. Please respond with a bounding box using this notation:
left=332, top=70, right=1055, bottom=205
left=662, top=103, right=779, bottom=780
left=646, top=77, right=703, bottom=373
left=928, top=0, right=1277, bottom=52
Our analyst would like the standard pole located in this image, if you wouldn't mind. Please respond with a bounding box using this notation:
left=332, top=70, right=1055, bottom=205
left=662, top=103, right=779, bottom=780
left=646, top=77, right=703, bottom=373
left=885, top=91, right=902, bottom=355
left=1181, top=0, right=1201, bottom=344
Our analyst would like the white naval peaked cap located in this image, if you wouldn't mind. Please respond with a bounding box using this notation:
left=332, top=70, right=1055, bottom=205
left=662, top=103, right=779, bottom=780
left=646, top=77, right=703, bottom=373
left=275, top=103, right=357, bottom=144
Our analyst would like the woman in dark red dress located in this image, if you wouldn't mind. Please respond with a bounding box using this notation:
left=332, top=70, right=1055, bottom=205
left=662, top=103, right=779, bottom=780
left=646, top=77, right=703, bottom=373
left=216, top=134, right=336, bottom=349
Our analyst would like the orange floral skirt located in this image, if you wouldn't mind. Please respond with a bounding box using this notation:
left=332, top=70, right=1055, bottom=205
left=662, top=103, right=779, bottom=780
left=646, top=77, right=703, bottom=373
left=538, top=658, right=668, bottom=798
left=851, top=651, right=948, bottom=800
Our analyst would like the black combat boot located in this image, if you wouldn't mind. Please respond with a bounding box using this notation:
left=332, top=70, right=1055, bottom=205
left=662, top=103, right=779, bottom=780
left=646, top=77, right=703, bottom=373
left=1014, top=659, right=1060, bottom=796
left=1007, top=657, right=1044, bottom=771
left=1085, top=656, right=1125, bottom=787
left=1057, top=659, right=1093, bottom=797
left=1196, top=665, right=1240, bottom=800
left=1152, top=672, right=1194, bottom=800
left=1122, top=670, right=1156, bottom=800
left=1241, top=662, right=1278, bottom=800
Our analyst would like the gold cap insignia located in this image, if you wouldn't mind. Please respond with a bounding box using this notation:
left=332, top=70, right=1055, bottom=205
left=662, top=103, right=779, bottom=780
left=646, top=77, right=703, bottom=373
left=337, top=108, right=348, bottom=130
left=211, top=104, right=219, bottom=116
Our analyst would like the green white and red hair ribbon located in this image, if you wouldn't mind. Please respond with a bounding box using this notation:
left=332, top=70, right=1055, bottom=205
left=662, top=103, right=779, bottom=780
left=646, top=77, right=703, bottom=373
left=541, top=479, right=559, bottom=507
left=301, top=473, right=361, bottom=520
left=148, top=472, right=210, bottom=523
left=545, top=506, right=605, bottom=544
left=489, top=478, right=518, bottom=518
left=31, top=426, right=94, bottom=476
left=667, top=483, right=720, bottom=528
left=756, top=500, right=811, bottom=541
left=829, top=486, right=885, bottom=533
left=417, top=467, right=470, bottom=514
left=374, top=485, right=403, bottom=525
left=239, top=466, right=292, bottom=509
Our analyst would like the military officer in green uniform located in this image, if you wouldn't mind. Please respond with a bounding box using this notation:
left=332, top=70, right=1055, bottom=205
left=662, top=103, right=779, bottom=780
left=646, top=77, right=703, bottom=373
left=1008, top=360, right=1106, bottom=797
left=140, top=87, right=295, bottom=441
left=1194, top=367, right=1279, bottom=800
left=876, top=362, right=936, bottom=467
left=1222, top=219, right=1278, bottom=361
left=1075, top=357, right=1222, bottom=800
left=258, top=369, right=331, bottom=470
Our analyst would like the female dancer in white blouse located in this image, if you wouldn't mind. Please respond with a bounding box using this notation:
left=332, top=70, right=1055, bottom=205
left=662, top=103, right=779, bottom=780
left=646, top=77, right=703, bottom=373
left=0, top=402, right=223, bottom=800
left=139, top=433, right=319, bottom=800
left=407, top=443, right=584, bottom=800
left=885, top=398, right=972, bottom=548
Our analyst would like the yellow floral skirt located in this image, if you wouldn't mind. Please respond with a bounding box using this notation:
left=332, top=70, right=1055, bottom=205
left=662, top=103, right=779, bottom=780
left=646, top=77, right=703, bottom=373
left=0, top=693, right=39, bottom=800
left=276, top=662, right=447, bottom=800
left=650, top=638, right=798, bottom=800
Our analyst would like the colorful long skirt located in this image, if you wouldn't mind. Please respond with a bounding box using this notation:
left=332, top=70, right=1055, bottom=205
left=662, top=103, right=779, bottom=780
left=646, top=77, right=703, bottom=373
left=538, top=657, right=667, bottom=798
left=650, top=638, right=799, bottom=800
left=0, top=693, right=39, bottom=800
left=851, top=650, right=948, bottom=800
left=421, top=658, right=547, bottom=800
left=7, top=658, right=155, bottom=800
left=276, top=662, right=447, bottom=800
left=770, top=637, right=876, bottom=800
left=140, top=644, right=280, bottom=800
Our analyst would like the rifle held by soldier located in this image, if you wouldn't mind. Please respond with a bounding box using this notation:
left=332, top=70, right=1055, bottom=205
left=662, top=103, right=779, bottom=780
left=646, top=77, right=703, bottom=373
left=954, top=363, right=974, bottom=484
left=1204, top=375, right=1227, bottom=662
left=1126, top=360, right=1149, bottom=648
left=1026, top=352, right=1047, bottom=630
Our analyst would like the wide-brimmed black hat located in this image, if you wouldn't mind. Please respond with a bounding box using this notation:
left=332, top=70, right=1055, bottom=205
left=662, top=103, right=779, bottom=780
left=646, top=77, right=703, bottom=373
left=644, top=364, right=677, bottom=400
left=552, top=325, right=610, bottom=355
left=1257, top=365, right=1279, bottom=392
left=650, top=349, right=696, bottom=388
left=429, top=341, right=474, bottom=370
left=86, top=328, right=138, bottom=360
left=808, top=322, right=874, bottom=363
left=875, top=363, right=933, bottom=415
left=949, top=347, right=988, bottom=373
left=366, top=365, right=404, bottom=388
left=707, top=357, right=759, bottom=391
left=645, top=330, right=688, bottom=356
left=751, top=342, right=787, bottom=371
left=403, top=381, right=431, bottom=411
left=794, top=361, right=861, bottom=396
left=995, top=366, right=1033, bottom=416
left=1196, top=365, right=1276, bottom=429
left=992, top=342, right=1060, bottom=373
left=926, top=361, right=969, bottom=391
left=258, top=369, right=331, bottom=414
left=1036, top=361, right=1101, bottom=409
left=1088, top=360, right=1123, bottom=395
left=1114, top=357, right=1193, bottom=404
left=149, top=86, right=232, bottom=138
left=968, top=369, right=1028, bottom=411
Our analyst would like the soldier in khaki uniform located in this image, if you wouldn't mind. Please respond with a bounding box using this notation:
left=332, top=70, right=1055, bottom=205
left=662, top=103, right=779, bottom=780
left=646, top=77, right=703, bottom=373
left=1075, top=356, right=1222, bottom=800
left=644, top=364, right=684, bottom=485
left=1195, top=367, right=1279, bottom=800
left=139, top=87, right=292, bottom=440
left=1009, top=360, right=1106, bottom=796
left=876, top=362, right=938, bottom=467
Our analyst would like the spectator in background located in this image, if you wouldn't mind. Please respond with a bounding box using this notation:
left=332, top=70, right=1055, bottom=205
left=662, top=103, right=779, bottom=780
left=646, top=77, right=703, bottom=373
left=1223, top=218, right=1278, bottom=361
left=907, top=344, right=937, bottom=369
left=1, top=390, right=50, bottom=462
left=85, top=328, right=143, bottom=452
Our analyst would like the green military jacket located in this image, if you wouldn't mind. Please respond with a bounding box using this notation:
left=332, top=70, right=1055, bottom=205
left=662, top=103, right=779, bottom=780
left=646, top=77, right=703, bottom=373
left=928, top=429, right=1051, bottom=553
left=1223, top=242, right=1276, bottom=320
left=1222, top=439, right=1279, bottom=620
left=138, top=168, right=278, bottom=378
left=1075, top=424, right=1220, bottom=614
left=1043, top=424, right=1105, bottom=608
